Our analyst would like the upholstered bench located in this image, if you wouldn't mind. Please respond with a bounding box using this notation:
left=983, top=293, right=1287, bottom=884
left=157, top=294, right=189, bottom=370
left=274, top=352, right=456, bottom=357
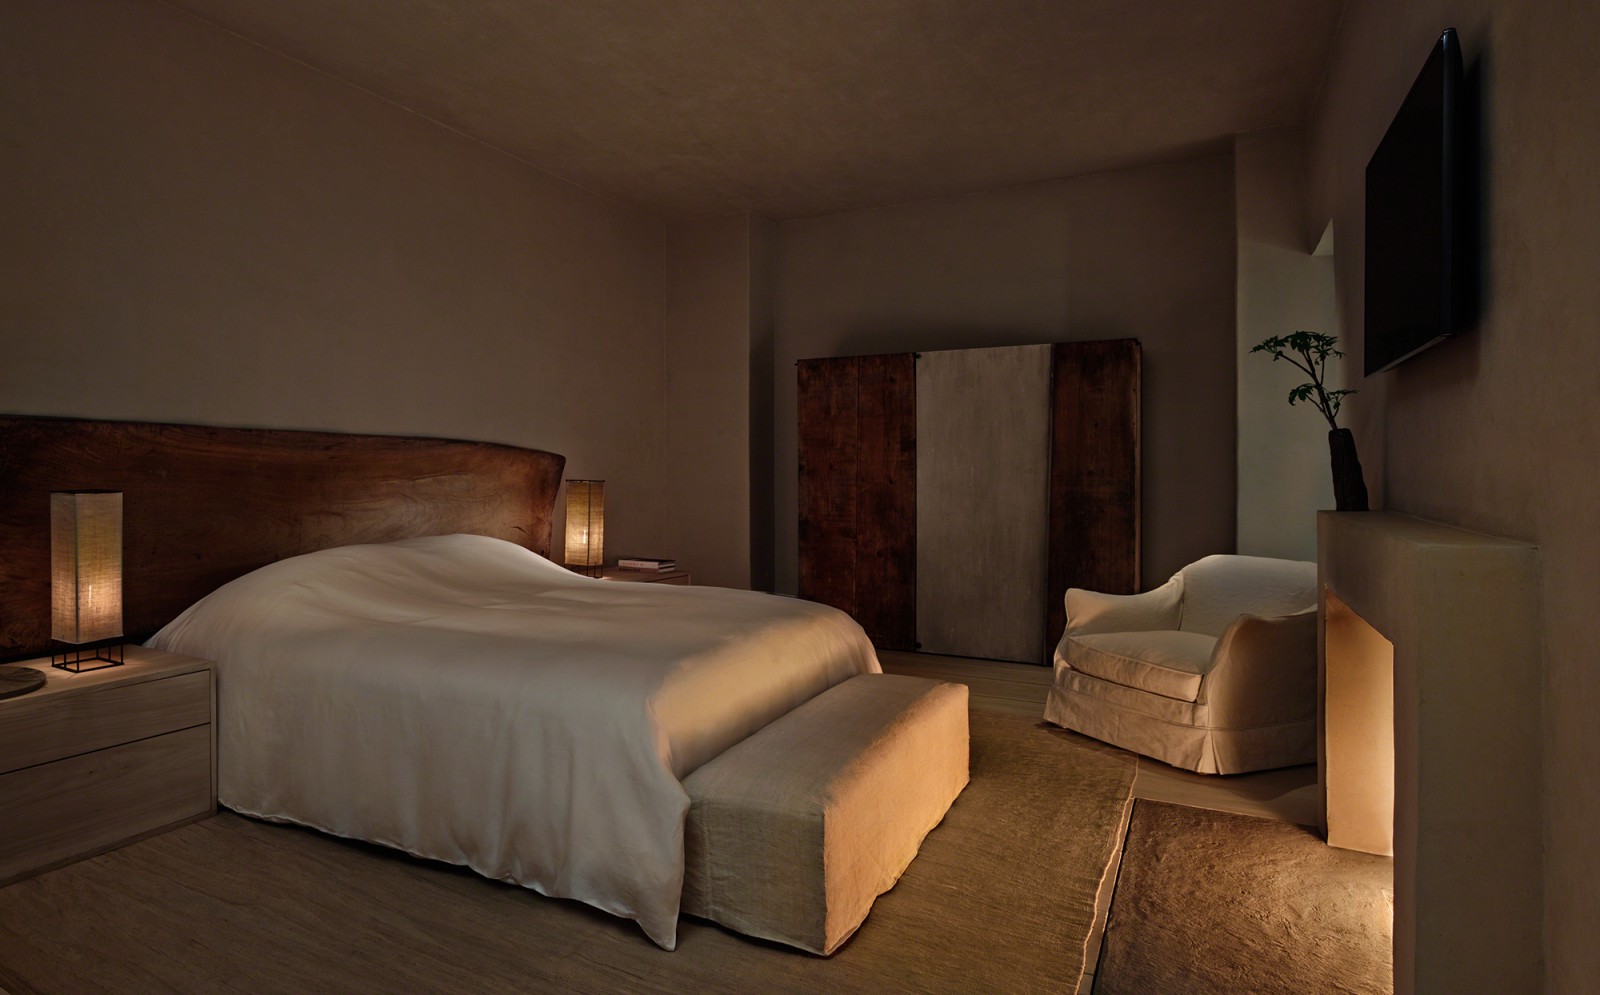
left=681, top=673, right=969, bottom=955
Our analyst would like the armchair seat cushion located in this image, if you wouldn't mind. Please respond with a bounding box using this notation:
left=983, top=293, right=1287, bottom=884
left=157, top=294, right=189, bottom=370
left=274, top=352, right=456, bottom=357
left=1064, top=630, right=1216, bottom=702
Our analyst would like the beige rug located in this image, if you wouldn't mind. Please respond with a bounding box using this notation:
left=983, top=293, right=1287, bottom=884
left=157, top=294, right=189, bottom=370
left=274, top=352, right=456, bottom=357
left=1095, top=800, right=1393, bottom=995
left=0, top=711, right=1134, bottom=995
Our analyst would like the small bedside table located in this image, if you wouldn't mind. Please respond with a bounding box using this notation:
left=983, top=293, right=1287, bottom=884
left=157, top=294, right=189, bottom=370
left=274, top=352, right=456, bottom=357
left=601, top=566, right=692, bottom=586
left=0, top=646, right=216, bottom=887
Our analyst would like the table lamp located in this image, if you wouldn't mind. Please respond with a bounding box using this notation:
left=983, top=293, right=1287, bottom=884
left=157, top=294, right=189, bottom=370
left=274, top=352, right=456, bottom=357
left=563, top=479, right=605, bottom=577
left=51, top=491, right=124, bottom=672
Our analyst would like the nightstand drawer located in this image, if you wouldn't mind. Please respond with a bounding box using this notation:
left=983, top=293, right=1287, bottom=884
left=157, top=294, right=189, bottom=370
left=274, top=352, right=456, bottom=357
left=0, top=726, right=213, bottom=884
left=0, top=670, right=211, bottom=775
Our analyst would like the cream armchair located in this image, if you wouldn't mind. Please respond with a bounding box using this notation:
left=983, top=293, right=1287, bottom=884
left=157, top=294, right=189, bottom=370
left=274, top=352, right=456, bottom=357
left=1043, top=554, right=1318, bottom=774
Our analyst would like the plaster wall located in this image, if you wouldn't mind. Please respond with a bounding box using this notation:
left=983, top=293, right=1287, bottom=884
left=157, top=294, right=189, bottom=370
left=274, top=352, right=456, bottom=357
left=747, top=217, right=777, bottom=593
left=0, top=0, right=669, bottom=560
left=1234, top=129, right=1338, bottom=561
left=772, top=156, right=1238, bottom=595
left=1308, top=1, right=1600, bottom=987
left=663, top=213, right=758, bottom=588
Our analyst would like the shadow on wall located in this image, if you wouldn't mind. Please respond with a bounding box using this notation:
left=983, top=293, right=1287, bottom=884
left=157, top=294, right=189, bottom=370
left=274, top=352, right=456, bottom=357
left=1457, top=45, right=1490, bottom=338
left=1371, top=43, right=1490, bottom=498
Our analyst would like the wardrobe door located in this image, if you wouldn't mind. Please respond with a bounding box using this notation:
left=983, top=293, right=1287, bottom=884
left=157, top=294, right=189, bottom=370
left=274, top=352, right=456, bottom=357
left=915, top=345, right=1053, bottom=664
left=797, top=358, right=859, bottom=620
left=852, top=354, right=917, bottom=648
left=1046, top=339, right=1142, bottom=651
left=797, top=354, right=916, bottom=650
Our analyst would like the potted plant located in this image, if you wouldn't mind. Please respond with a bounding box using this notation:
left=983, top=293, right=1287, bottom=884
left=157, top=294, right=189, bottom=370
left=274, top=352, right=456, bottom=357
left=1250, top=331, right=1368, bottom=512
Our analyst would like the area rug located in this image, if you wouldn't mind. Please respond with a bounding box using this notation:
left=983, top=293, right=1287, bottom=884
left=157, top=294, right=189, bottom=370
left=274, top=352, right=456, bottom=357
left=0, top=711, right=1135, bottom=994
left=1094, top=800, right=1393, bottom=995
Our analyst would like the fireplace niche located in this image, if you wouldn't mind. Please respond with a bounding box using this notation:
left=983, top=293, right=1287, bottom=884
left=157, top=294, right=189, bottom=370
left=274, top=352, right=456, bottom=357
left=1318, top=511, right=1541, bottom=995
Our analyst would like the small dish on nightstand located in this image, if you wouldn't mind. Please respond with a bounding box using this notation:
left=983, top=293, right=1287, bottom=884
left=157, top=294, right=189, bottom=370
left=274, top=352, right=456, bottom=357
left=0, top=665, right=46, bottom=700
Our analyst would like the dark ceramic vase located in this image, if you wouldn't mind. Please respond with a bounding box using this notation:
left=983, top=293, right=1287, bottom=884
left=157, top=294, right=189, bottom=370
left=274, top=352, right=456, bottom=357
left=1328, top=427, right=1369, bottom=512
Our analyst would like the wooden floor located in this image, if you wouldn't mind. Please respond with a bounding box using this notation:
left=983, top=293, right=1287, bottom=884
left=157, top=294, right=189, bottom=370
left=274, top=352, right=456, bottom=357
left=877, top=648, right=1052, bottom=716
left=879, top=651, right=1322, bottom=995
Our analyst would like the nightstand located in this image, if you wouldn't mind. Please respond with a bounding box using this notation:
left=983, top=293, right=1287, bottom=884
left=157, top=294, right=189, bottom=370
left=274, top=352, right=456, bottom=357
left=601, top=566, right=692, bottom=586
left=0, top=646, right=216, bottom=887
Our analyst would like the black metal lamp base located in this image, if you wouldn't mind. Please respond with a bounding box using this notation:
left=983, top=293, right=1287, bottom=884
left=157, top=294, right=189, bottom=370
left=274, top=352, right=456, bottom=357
left=52, top=641, right=125, bottom=673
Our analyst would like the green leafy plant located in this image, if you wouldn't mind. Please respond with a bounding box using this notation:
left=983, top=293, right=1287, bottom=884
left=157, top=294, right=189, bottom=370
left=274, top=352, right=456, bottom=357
left=1249, top=331, right=1355, bottom=432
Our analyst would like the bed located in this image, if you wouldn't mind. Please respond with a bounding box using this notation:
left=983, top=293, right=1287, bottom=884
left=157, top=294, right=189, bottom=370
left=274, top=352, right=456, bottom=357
left=154, top=534, right=878, bottom=948
left=0, top=416, right=883, bottom=949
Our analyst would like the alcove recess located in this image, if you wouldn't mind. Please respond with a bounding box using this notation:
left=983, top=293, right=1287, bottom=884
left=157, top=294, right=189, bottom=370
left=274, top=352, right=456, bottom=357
left=1318, top=510, right=1540, bottom=995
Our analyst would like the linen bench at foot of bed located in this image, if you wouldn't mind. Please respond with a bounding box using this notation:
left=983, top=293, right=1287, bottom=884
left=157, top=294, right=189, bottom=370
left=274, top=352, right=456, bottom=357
left=681, top=673, right=970, bottom=955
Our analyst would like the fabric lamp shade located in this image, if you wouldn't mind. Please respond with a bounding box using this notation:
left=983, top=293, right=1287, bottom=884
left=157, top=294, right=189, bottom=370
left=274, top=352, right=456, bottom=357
left=51, top=491, right=123, bottom=644
left=563, top=480, right=605, bottom=570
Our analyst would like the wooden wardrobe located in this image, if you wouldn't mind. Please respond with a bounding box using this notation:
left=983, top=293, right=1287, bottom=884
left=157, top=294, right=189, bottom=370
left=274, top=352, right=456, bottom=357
left=798, top=340, right=1140, bottom=664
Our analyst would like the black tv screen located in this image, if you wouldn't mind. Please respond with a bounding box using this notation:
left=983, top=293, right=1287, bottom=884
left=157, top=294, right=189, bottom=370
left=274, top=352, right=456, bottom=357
left=1364, top=28, right=1464, bottom=376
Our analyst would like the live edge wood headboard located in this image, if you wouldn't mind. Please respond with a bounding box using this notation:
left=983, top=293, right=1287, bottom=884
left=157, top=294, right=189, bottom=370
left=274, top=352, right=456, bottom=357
left=0, top=416, right=566, bottom=661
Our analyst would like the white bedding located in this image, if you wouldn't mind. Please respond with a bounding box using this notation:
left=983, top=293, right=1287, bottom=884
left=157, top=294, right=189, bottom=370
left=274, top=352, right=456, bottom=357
left=148, top=534, right=879, bottom=949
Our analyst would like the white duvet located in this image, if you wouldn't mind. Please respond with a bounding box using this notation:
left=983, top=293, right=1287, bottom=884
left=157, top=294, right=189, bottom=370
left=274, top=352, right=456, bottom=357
left=148, top=534, right=879, bottom=949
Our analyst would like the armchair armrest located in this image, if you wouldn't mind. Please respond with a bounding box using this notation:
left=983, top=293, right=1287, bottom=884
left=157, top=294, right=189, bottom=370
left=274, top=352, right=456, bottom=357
left=1198, top=607, right=1318, bottom=728
left=1064, top=575, right=1182, bottom=637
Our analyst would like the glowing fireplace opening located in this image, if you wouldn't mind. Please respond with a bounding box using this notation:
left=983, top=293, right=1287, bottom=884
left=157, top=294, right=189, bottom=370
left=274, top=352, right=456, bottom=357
left=1322, top=590, right=1395, bottom=856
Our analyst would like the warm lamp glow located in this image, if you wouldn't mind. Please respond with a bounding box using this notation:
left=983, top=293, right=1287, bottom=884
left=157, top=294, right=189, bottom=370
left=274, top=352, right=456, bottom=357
left=51, top=491, right=125, bottom=672
left=564, top=480, right=605, bottom=575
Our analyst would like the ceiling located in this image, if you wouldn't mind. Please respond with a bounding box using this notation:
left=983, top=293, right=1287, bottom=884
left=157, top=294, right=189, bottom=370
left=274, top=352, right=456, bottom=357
left=165, top=0, right=1345, bottom=220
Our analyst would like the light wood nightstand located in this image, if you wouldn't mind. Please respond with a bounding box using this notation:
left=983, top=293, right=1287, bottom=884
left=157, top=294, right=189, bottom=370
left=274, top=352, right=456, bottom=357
left=0, top=646, right=216, bottom=887
left=601, top=567, right=692, bottom=586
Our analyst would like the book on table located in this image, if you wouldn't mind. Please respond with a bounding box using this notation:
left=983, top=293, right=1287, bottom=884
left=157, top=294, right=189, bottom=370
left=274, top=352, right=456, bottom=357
left=618, top=557, right=676, bottom=572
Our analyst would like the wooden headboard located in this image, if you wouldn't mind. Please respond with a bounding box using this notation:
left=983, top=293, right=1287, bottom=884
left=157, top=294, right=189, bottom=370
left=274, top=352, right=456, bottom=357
left=0, top=416, right=566, bottom=660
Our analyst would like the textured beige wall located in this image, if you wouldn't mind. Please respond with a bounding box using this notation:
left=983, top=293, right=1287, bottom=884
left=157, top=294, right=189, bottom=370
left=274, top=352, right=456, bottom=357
left=772, top=156, right=1238, bottom=595
left=1234, top=129, right=1338, bottom=562
left=0, top=0, right=669, bottom=560
left=663, top=214, right=755, bottom=588
left=747, top=216, right=778, bottom=592
left=1308, top=2, right=1600, bottom=988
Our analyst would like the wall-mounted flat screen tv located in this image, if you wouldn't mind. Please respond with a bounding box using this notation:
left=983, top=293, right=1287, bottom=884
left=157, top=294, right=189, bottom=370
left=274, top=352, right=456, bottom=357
left=1364, top=27, right=1464, bottom=376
